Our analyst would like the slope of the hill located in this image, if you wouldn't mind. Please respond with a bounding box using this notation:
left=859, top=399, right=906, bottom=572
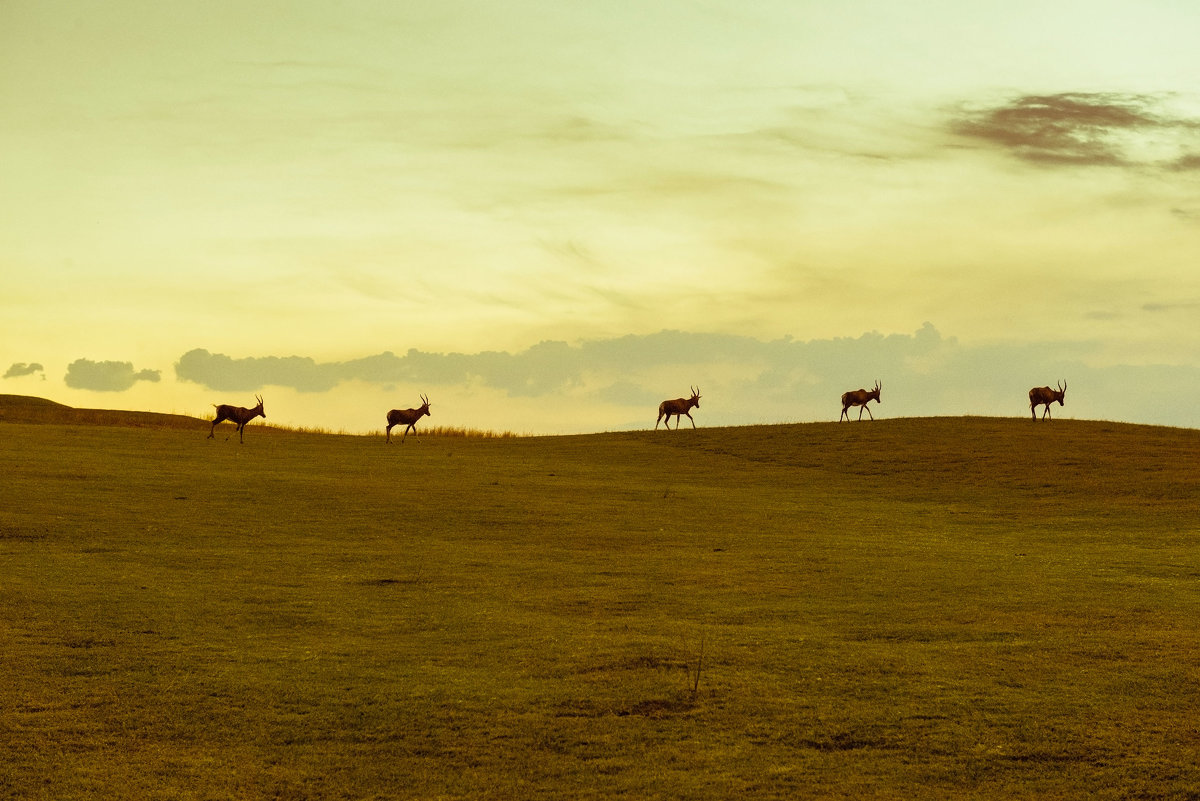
left=2, top=415, right=1199, bottom=799
left=0, top=394, right=205, bottom=429
left=641, top=415, right=1199, bottom=508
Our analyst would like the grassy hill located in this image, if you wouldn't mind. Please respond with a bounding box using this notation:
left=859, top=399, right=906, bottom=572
left=0, top=393, right=205, bottom=429
left=2, top=415, right=1198, bottom=798
left=0, top=394, right=509, bottom=438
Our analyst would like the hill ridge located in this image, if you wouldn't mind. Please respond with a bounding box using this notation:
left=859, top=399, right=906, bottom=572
left=0, top=394, right=204, bottom=429
left=3, top=394, right=1197, bottom=439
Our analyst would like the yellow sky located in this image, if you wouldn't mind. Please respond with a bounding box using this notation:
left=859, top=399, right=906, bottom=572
left=3, top=1, right=1200, bottom=433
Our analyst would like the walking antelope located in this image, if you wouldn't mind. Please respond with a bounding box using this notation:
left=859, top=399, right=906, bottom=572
left=840, top=380, right=882, bottom=422
left=656, top=386, right=701, bottom=430
left=208, top=395, right=265, bottom=443
left=386, top=394, right=431, bottom=443
left=1029, top=380, right=1067, bottom=420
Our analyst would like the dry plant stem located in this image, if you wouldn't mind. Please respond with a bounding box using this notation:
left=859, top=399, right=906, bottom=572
left=690, top=633, right=705, bottom=701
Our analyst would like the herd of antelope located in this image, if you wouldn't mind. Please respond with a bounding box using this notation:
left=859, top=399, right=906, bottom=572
left=204, top=380, right=1069, bottom=442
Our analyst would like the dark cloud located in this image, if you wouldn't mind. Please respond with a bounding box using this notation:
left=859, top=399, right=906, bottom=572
left=64, top=359, right=161, bottom=392
left=177, top=332, right=794, bottom=397
left=1170, top=154, right=1200, bottom=172
left=174, top=325, right=949, bottom=403
left=952, top=93, right=1199, bottom=168
left=4, top=362, right=44, bottom=379
left=175, top=350, right=341, bottom=393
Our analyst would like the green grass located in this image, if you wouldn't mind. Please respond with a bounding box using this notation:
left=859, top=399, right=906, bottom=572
left=2, top=413, right=1199, bottom=799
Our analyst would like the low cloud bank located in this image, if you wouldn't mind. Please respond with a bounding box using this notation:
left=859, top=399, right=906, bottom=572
left=176, top=328, right=943, bottom=398
left=175, top=324, right=1200, bottom=429
left=65, top=359, right=161, bottom=392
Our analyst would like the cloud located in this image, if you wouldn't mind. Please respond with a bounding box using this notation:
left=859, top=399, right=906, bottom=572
left=952, top=92, right=1200, bottom=168
left=172, top=325, right=974, bottom=406
left=4, top=362, right=44, bottom=379
left=171, top=326, right=992, bottom=403
left=64, top=359, right=161, bottom=392
left=1170, top=154, right=1200, bottom=172
left=174, top=350, right=341, bottom=393
left=177, top=343, right=585, bottom=396
left=1143, top=301, right=1199, bottom=313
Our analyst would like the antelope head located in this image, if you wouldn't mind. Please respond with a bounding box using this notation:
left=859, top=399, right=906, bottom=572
left=873, top=380, right=881, bottom=401
left=255, top=394, right=266, bottom=417
left=690, top=386, right=701, bottom=407
left=1055, top=380, right=1066, bottom=404
left=420, top=394, right=432, bottom=415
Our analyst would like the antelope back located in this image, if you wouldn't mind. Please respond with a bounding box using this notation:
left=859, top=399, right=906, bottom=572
left=1029, top=385, right=1064, bottom=405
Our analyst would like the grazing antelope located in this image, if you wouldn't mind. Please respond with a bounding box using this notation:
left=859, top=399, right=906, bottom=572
left=656, top=386, right=701, bottom=430
left=386, top=394, right=431, bottom=443
left=840, top=380, right=882, bottom=422
left=1029, top=380, right=1067, bottom=420
left=208, top=395, right=265, bottom=443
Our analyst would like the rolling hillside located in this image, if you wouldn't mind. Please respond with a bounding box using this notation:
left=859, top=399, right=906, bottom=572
left=0, top=394, right=204, bottom=429
left=2, top=412, right=1199, bottom=798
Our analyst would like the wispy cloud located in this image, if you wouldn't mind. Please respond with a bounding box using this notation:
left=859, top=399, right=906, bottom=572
left=952, top=92, right=1200, bottom=168
left=1169, top=153, right=1200, bottom=172
left=1143, top=301, right=1199, bottom=313
left=65, top=359, right=161, bottom=392
left=4, top=362, right=44, bottom=379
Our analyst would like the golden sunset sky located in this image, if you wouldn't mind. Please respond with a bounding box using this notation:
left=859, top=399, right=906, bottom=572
left=3, top=1, right=1199, bottom=433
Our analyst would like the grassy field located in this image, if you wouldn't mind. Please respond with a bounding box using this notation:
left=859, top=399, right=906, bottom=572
left=2, top=409, right=1199, bottom=799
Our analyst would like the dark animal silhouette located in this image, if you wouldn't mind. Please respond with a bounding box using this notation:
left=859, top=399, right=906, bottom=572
left=656, top=386, right=701, bottom=430
left=840, top=380, right=881, bottom=421
left=386, top=394, right=431, bottom=443
left=208, top=395, right=265, bottom=443
left=1029, top=380, right=1067, bottom=420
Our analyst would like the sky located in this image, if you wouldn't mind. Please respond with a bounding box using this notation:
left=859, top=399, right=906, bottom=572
left=3, top=1, right=1200, bottom=434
